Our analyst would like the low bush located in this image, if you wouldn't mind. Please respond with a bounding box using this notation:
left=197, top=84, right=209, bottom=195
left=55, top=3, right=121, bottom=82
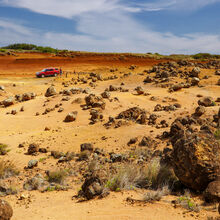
left=105, top=158, right=178, bottom=191
left=177, top=192, right=200, bottom=212
left=142, top=186, right=170, bottom=203
left=0, top=143, right=10, bottom=155
left=0, top=160, right=19, bottom=178
left=46, top=170, right=67, bottom=184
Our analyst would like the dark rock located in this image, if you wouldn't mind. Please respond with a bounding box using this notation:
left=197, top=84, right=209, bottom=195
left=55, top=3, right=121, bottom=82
left=194, top=106, right=205, bottom=117
left=64, top=111, right=78, bottom=122
left=80, top=143, right=93, bottom=152
left=171, top=132, right=220, bottom=191
left=204, top=180, right=220, bottom=203
left=198, top=97, right=214, bottom=107
left=101, top=91, right=111, bottom=99
left=27, top=143, right=39, bottom=155
left=81, top=176, right=103, bottom=200
left=127, top=137, right=138, bottom=145
left=191, top=67, right=200, bottom=77
left=1, top=98, right=14, bottom=107
left=0, top=199, right=13, bottom=220
left=45, top=86, right=56, bottom=97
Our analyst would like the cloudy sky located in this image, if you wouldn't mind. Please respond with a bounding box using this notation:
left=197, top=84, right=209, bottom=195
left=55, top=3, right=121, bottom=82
left=0, top=0, right=220, bottom=54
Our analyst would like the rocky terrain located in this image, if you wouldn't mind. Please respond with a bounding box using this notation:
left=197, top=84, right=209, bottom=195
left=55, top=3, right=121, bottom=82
left=0, top=52, right=219, bottom=220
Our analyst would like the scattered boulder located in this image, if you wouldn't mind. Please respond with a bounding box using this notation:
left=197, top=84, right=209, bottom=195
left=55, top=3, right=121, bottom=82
left=64, top=111, right=78, bottom=122
left=194, top=106, right=205, bottom=117
left=21, top=92, right=36, bottom=101
left=191, top=67, right=200, bottom=77
left=1, top=98, right=15, bottom=107
left=0, top=86, right=5, bottom=91
left=80, top=176, right=103, bottom=200
left=45, top=86, right=56, bottom=97
left=101, top=91, right=111, bottom=99
left=198, top=97, right=214, bottom=107
left=27, top=143, right=39, bottom=155
left=191, top=77, right=200, bottom=86
left=80, top=143, right=93, bottom=152
left=171, top=131, right=220, bottom=191
left=85, top=94, right=106, bottom=110
left=116, top=107, right=146, bottom=124
left=27, top=160, right=38, bottom=169
left=204, top=180, right=220, bottom=203
left=0, top=199, right=13, bottom=220
left=135, top=86, right=144, bottom=95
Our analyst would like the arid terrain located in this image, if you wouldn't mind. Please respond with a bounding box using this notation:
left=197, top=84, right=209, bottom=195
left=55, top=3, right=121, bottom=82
left=0, top=51, right=219, bottom=220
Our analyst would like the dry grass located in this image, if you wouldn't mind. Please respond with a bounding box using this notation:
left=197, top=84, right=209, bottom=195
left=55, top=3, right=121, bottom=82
left=0, top=143, right=10, bottom=155
left=46, top=170, right=67, bottom=184
left=106, top=158, right=177, bottom=191
left=177, top=191, right=201, bottom=212
left=142, top=186, right=170, bottom=203
left=0, top=160, right=19, bottom=179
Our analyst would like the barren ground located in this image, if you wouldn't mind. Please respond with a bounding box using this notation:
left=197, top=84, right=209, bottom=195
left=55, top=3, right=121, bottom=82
left=0, top=52, right=219, bottom=220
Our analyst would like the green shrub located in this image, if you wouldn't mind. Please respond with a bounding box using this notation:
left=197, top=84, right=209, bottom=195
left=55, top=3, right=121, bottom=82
left=177, top=195, right=200, bottom=212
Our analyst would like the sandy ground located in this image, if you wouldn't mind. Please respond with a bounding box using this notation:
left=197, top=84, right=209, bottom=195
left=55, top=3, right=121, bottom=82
left=0, top=52, right=219, bottom=220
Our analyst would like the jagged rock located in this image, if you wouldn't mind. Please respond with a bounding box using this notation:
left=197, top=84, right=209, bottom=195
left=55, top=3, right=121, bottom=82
left=85, top=94, right=106, bottom=110
left=45, top=86, right=56, bottom=97
left=171, top=131, right=220, bottom=191
left=90, top=109, right=103, bottom=123
left=64, top=111, right=78, bottom=122
left=27, top=143, right=39, bottom=155
left=116, top=107, right=146, bottom=123
left=0, top=199, right=13, bottom=220
left=80, top=176, right=103, bottom=200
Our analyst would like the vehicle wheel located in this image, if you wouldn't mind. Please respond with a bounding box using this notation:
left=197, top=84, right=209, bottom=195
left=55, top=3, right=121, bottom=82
left=54, top=73, right=57, bottom=77
left=41, top=74, right=45, bottom=78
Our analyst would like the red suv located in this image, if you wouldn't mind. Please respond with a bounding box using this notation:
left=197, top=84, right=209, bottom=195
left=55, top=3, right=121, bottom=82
left=36, top=68, right=60, bottom=78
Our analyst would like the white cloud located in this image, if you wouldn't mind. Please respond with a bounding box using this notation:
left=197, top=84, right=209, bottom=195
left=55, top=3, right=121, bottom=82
left=1, top=0, right=120, bottom=18
left=0, top=0, right=220, bottom=54
left=137, top=0, right=220, bottom=12
left=0, top=15, right=220, bottom=54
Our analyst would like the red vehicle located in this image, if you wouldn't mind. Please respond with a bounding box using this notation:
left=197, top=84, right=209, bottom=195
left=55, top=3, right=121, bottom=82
left=36, top=67, right=60, bottom=78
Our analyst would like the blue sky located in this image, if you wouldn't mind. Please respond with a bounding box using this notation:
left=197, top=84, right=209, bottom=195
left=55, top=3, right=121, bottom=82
left=0, top=0, right=220, bottom=54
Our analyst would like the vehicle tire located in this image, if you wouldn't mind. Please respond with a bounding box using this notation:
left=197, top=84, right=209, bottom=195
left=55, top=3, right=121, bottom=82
left=41, top=74, right=45, bottom=78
